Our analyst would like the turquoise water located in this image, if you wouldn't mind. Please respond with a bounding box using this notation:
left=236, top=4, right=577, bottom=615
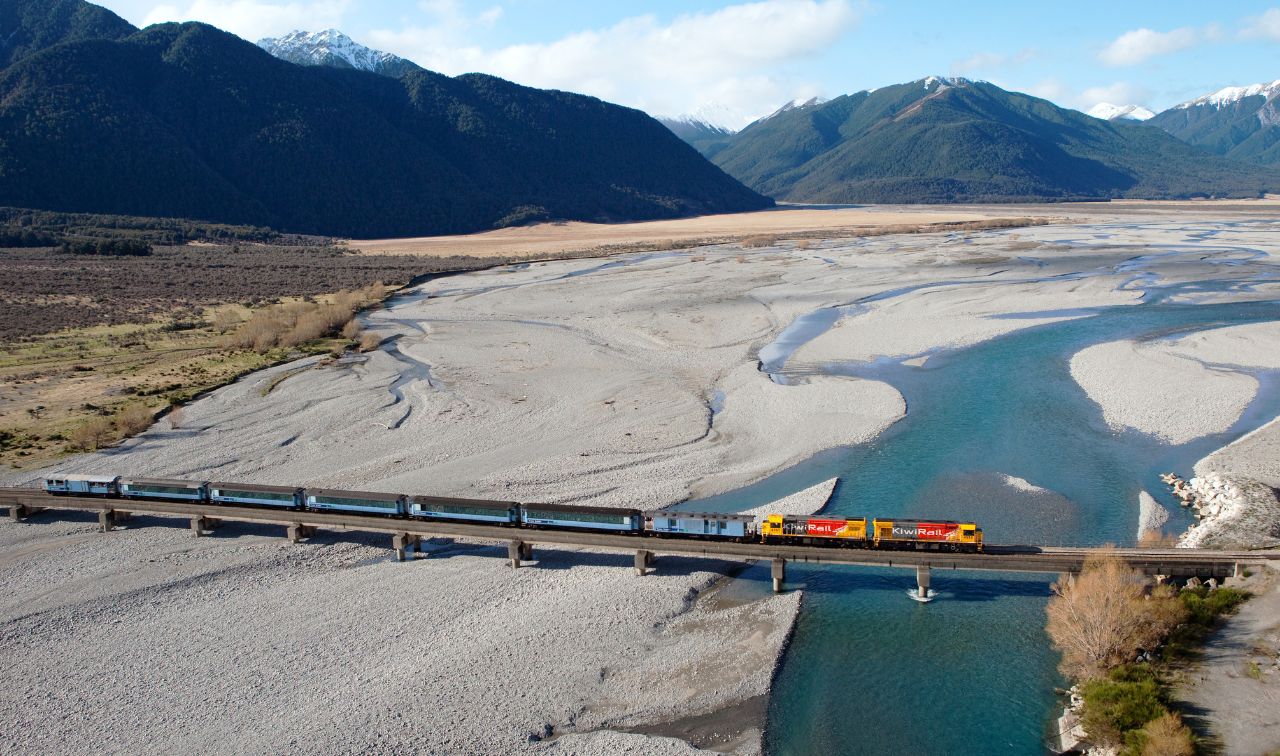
left=763, top=300, right=1280, bottom=755
left=688, top=291, right=1280, bottom=754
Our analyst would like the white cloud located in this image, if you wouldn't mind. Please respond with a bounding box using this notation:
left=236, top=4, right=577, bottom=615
left=141, top=0, right=351, bottom=40
left=949, top=48, right=1035, bottom=76
left=1241, top=8, right=1280, bottom=40
left=1098, top=26, right=1201, bottom=66
left=1080, top=82, right=1150, bottom=109
left=367, top=0, right=861, bottom=127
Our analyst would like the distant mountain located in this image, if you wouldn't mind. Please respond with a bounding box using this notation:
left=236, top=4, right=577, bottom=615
left=1148, top=80, right=1280, bottom=167
left=701, top=77, right=1279, bottom=203
left=1087, top=103, right=1154, bottom=122
left=0, top=0, right=133, bottom=68
left=0, top=14, right=770, bottom=237
left=257, top=29, right=420, bottom=78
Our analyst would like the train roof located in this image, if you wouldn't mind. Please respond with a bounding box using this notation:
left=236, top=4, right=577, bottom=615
left=48, top=474, right=120, bottom=482
left=409, top=495, right=519, bottom=507
left=306, top=488, right=404, bottom=502
left=644, top=510, right=756, bottom=522
left=872, top=517, right=976, bottom=525
left=522, top=502, right=642, bottom=516
left=121, top=477, right=206, bottom=488
left=208, top=482, right=302, bottom=495
left=777, top=514, right=866, bottom=522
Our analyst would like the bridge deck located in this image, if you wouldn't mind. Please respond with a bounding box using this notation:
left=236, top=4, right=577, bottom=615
left=2, top=489, right=1274, bottom=579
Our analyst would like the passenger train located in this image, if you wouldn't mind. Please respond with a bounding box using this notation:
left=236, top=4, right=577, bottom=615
left=42, top=474, right=984, bottom=552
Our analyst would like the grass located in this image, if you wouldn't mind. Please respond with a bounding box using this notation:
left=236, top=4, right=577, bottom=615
left=0, top=300, right=351, bottom=468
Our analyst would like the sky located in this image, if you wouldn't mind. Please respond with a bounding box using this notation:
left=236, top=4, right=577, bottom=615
left=94, top=0, right=1280, bottom=128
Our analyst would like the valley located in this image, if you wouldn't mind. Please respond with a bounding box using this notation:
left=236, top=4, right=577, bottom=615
left=4, top=202, right=1277, bottom=753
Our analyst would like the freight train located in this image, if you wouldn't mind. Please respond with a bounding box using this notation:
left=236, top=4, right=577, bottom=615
left=42, top=474, right=984, bottom=552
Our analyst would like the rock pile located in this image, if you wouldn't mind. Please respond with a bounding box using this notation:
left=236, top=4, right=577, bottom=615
left=1162, top=472, right=1280, bottom=549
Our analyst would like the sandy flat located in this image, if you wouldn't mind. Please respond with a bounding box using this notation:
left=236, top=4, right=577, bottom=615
left=349, top=205, right=1020, bottom=257
left=1071, top=322, right=1280, bottom=445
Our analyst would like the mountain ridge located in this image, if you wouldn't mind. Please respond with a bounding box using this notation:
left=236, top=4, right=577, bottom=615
left=694, top=77, right=1279, bottom=203
left=0, top=15, right=771, bottom=237
left=1149, top=79, right=1280, bottom=167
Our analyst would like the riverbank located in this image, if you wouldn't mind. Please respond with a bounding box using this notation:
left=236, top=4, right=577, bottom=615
left=1175, top=565, right=1280, bottom=753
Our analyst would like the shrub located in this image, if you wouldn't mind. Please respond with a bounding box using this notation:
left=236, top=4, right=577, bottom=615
left=69, top=417, right=116, bottom=450
left=359, top=331, right=383, bottom=352
left=1123, top=712, right=1194, bottom=756
left=1080, top=667, right=1167, bottom=746
left=341, top=319, right=361, bottom=340
left=741, top=234, right=778, bottom=248
left=115, top=403, right=154, bottom=436
left=1047, top=549, right=1187, bottom=680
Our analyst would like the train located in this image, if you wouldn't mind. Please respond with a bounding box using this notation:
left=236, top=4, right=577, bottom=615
left=41, top=474, right=984, bottom=552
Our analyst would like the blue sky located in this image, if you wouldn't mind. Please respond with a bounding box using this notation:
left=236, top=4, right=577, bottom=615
left=96, top=0, right=1280, bottom=127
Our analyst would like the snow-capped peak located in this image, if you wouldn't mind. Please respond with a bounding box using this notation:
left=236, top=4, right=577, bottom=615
left=920, top=75, right=973, bottom=90
left=664, top=102, right=748, bottom=133
left=761, top=96, right=827, bottom=121
left=257, top=29, right=418, bottom=77
left=1175, top=80, right=1280, bottom=110
left=1087, top=102, right=1155, bottom=121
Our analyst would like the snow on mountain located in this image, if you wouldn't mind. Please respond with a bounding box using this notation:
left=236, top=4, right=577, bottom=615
left=1087, top=102, right=1155, bottom=121
left=760, top=96, right=828, bottom=122
left=661, top=102, right=747, bottom=134
left=1175, top=80, right=1280, bottom=110
left=257, top=29, right=419, bottom=78
left=920, top=75, right=974, bottom=89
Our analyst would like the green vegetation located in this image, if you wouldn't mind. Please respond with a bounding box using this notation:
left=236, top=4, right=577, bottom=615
left=696, top=78, right=1280, bottom=203
left=0, top=0, right=134, bottom=69
left=1047, top=551, right=1252, bottom=752
left=0, top=5, right=769, bottom=237
left=1149, top=95, right=1280, bottom=168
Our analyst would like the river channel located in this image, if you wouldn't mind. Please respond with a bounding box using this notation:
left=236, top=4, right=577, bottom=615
left=684, top=246, right=1280, bottom=753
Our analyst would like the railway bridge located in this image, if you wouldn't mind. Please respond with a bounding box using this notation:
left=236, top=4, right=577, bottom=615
left=2, top=488, right=1276, bottom=597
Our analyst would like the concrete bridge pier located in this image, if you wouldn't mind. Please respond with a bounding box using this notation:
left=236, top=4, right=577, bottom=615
left=508, top=540, right=525, bottom=568
left=520, top=542, right=534, bottom=561
left=190, top=516, right=213, bottom=537
left=392, top=533, right=410, bottom=562
left=916, top=565, right=931, bottom=600
left=772, top=558, right=786, bottom=593
left=98, top=509, right=115, bottom=533
left=635, top=549, right=654, bottom=576
left=9, top=504, right=28, bottom=522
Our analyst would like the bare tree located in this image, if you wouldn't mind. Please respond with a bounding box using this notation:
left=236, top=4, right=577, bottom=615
left=70, top=417, right=116, bottom=451
left=1046, top=548, right=1186, bottom=680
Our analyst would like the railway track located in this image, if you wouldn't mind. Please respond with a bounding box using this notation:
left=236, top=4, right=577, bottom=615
left=2, top=488, right=1275, bottom=592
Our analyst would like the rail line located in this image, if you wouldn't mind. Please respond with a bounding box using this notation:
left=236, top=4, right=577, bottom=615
left=2, top=488, right=1275, bottom=595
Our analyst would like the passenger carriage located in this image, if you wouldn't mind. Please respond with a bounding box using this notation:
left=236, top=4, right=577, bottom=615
left=44, top=474, right=121, bottom=496
left=304, top=488, right=406, bottom=516
left=519, top=503, right=643, bottom=533
left=119, top=478, right=207, bottom=501
left=408, top=495, right=518, bottom=524
left=208, top=482, right=304, bottom=509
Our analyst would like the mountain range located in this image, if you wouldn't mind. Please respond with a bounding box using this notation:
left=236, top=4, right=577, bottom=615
left=669, top=77, right=1279, bottom=204
left=0, top=1, right=770, bottom=237
left=1148, top=80, right=1280, bottom=168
